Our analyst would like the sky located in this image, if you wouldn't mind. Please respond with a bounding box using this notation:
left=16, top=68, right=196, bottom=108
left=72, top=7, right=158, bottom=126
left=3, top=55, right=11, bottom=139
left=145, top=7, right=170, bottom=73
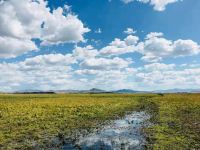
left=0, top=0, right=200, bottom=92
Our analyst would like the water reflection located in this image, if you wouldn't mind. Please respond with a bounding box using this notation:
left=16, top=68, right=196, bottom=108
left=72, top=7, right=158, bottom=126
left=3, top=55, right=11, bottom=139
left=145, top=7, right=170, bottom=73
left=63, top=112, right=149, bottom=150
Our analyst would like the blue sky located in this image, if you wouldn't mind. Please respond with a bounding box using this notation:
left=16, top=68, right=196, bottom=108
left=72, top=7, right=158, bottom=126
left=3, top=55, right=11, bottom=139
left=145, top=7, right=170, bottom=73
left=0, top=0, right=200, bottom=91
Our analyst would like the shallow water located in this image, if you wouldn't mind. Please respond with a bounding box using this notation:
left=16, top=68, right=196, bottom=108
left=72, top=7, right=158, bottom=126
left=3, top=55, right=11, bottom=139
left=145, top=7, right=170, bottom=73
left=63, top=112, right=149, bottom=150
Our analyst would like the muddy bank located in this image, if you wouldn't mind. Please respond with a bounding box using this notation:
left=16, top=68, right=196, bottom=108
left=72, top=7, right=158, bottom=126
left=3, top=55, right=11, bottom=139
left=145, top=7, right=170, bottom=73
left=63, top=111, right=150, bottom=150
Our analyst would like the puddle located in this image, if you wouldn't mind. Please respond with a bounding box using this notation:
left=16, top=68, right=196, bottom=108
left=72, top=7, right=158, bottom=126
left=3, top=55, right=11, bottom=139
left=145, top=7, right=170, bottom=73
left=63, top=112, right=149, bottom=150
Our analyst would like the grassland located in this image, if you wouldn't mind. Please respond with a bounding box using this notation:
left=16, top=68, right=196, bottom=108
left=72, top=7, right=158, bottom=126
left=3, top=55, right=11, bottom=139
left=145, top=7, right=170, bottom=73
left=142, top=94, right=200, bottom=150
left=0, top=93, right=200, bottom=149
left=0, top=94, right=145, bottom=149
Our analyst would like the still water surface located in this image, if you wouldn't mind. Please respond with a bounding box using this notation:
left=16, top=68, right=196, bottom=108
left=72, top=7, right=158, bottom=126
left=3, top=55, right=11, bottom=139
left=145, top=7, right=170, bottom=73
left=63, top=112, right=149, bottom=150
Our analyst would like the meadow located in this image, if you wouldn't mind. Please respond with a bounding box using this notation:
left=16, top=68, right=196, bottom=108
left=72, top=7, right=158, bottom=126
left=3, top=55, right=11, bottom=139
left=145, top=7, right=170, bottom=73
left=0, top=93, right=200, bottom=149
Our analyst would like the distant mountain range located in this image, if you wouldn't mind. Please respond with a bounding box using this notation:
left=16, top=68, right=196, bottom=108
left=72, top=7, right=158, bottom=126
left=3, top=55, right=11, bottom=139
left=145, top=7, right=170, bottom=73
left=55, top=88, right=111, bottom=94
left=9, top=88, right=200, bottom=94
left=55, top=88, right=140, bottom=94
left=153, top=88, right=200, bottom=93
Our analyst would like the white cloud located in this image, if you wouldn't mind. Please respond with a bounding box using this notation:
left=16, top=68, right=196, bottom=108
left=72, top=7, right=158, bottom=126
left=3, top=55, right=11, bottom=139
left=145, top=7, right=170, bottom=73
left=0, top=52, right=135, bottom=91
left=21, top=54, right=76, bottom=68
left=94, top=32, right=200, bottom=61
left=135, top=67, right=200, bottom=90
left=121, top=0, right=181, bottom=11
left=125, top=35, right=139, bottom=45
left=0, top=0, right=89, bottom=58
left=0, top=37, right=38, bottom=58
left=145, top=32, right=163, bottom=39
left=141, top=55, right=162, bottom=63
left=73, top=45, right=99, bottom=60
left=1, top=56, right=200, bottom=92
left=139, top=32, right=200, bottom=62
left=0, top=53, right=79, bottom=91
left=173, top=39, right=200, bottom=56
left=41, top=12, right=90, bottom=45
left=140, top=33, right=173, bottom=60
left=150, top=0, right=179, bottom=11
left=75, top=69, right=99, bottom=75
left=0, top=23, right=199, bottom=92
left=124, top=28, right=136, bottom=34
left=100, top=35, right=139, bottom=56
left=74, top=69, right=139, bottom=90
left=143, top=63, right=175, bottom=71
left=80, top=57, right=133, bottom=70
left=99, top=32, right=200, bottom=61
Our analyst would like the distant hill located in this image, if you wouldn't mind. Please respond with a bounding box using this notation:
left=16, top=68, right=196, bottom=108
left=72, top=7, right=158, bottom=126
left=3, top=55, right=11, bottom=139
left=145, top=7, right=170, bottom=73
left=55, top=88, right=108, bottom=94
left=88, top=88, right=106, bottom=93
left=114, top=89, right=139, bottom=93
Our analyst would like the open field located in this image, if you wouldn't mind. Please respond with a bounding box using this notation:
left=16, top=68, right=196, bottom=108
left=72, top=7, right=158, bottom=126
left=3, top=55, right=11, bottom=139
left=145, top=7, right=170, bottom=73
left=143, top=94, right=200, bottom=149
left=0, top=94, right=200, bottom=149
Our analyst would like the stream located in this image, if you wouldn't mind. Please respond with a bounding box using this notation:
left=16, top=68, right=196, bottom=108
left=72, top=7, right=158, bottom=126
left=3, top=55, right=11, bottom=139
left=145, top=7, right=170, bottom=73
left=63, top=111, right=149, bottom=150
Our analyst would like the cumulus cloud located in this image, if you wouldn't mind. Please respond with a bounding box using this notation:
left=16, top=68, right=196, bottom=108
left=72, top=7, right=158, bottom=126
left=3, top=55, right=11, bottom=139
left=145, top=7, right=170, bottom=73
left=121, top=0, right=181, bottom=11
left=0, top=23, right=199, bottom=91
left=1, top=56, right=200, bottom=91
left=73, top=45, right=99, bottom=60
left=100, top=35, right=139, bottom=56
left=0, top=37, right=38, bottom=58
left=41, top=12, right=90, bottom=45
left=173, top=39, right=200, bottom=56
left=141, top=55, right=162, bottom=63
left=145, top=32, right=163, bottom=39
left=74, top=68, right=139, bottom=90
left=0, top=0, right=89, bottom=58
left=135, top=67, right=200, bottom=89
left=80, top=57, right=133, bottom=70
left=0, top=52, right=135, bottom=91
left=143, top=63, right=175, bottom=71
left=99, top=32, right=200, bottom=61
left=20, top=54, right=76, bottom=68
left=75, top=69, right=99, bottom=75
left=0, top=53, right=79, bottom=91
left=139, top=32, right=200, bottom=62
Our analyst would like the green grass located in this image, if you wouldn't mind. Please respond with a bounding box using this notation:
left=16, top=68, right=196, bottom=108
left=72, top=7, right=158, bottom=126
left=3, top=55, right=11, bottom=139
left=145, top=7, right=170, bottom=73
left=0, top=93, right=200, bottom=149
left=0, top=94, right=145, bottom=149
left=140, top=94, right=200, bottom=150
